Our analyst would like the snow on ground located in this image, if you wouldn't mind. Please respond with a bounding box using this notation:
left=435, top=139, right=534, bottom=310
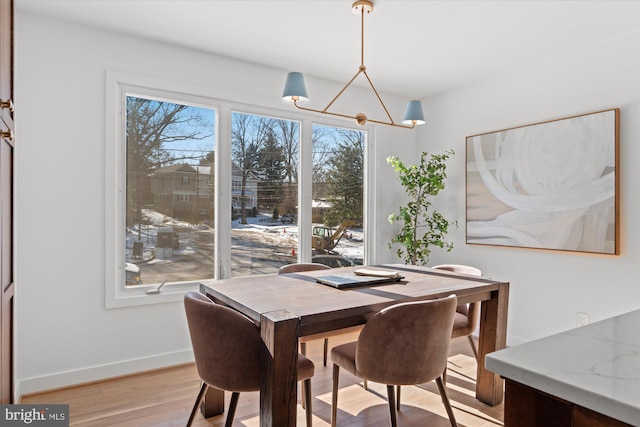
left=336, top=238, right=364, bottom=261
left=233, top=214, right=364, bottom=262
left=126, top=209, right=211, bottom=260
left=128, top=210, right=364, bottom=263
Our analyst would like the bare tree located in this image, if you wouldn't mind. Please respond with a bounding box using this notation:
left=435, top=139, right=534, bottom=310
left=126, top=97, right=212, bottom=226
left=276, top=119, right=299, bottom=184
left=311, top=125, right=332, bottom=198
left=232, top=113, right=273, bottom=224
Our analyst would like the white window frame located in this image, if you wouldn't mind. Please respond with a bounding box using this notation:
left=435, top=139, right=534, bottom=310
left=105, top=71, right=376, bottom=308
left=105, top=71, right=221, bottom=308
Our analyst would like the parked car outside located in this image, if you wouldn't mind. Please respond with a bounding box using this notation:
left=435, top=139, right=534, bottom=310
left=280, top=213, right=295, bottom=224
left=312, top=254, right=361, bottom=268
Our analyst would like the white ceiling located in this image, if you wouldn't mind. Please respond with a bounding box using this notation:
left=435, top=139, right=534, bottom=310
left=15, top=0, right=640, bottom=99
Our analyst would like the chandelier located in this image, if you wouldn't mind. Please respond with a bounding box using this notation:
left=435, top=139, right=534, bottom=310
left=281, top=0, right=425, bottom=129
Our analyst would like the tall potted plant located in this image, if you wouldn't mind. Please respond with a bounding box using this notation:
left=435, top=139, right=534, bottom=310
left=387, top=150, right=456, bottom=265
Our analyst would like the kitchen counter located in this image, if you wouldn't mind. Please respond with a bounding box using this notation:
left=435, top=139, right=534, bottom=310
left=485, top=309, right=640, bottom=426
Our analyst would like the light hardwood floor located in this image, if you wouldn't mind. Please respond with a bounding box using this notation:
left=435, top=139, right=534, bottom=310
left=21, top=333, right=504, bottom=427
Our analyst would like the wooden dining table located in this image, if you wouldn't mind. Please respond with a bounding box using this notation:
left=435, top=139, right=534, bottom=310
left=199, top=263, right=509, bottom=426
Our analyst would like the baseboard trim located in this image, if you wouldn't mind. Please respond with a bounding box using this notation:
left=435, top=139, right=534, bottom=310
left=17, top=349, right=194, bottom=398
left=16, top=334, right=525, bottom=400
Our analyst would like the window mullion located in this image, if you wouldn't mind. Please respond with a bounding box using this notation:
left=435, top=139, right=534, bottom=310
left=216, top=106, right=232, bottom=279
left=298, top=119, right=313, bottom=263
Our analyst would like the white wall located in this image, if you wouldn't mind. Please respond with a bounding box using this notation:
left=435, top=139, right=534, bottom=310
left=420, top=29, right=640, bottom=344
left=14, top=12, right=415, bottom=396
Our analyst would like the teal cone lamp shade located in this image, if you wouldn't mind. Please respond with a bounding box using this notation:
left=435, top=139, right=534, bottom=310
left=402, top=100, right=425, bottom=125
left=282, top=72, right=309, bottom=102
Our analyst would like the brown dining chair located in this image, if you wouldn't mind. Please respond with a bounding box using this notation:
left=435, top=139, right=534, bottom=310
left=432, top=264, right=482, bottom=360
left=278, top=262, right=331, bottom=275
left=184, top=291, right=315, bottom=427
left=278, top=262, right=362, bottom=367
left=330, top=295, right=458, bottom=427
left=390, top=264, right=483, bottom=410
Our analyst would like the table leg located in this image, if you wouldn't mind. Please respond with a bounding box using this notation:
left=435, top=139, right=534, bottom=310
left=200, top=386, right=224, bottom=418
left=260, top=309, right=300, bottom=427
left=476, top=282, right=509, bottom=405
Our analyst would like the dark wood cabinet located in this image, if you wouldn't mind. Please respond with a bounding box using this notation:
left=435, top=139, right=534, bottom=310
left=0, top=0, right=13, bottom=405
left=504, top=379, right=632, bottom=427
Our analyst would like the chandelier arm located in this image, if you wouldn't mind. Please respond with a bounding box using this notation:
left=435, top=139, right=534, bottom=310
left=295, top=101, right=358, bottom=120
left=362, top=70, right=395, bottom=124
left=366, top=116, right=415, bottom=129
left=294, top=100, right=415, bottom=129
left=322, top=68, right=364, bottom=113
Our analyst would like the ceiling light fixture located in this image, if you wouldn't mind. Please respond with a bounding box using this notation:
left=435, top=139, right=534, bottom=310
left=281, top=0, right=425, bottom=129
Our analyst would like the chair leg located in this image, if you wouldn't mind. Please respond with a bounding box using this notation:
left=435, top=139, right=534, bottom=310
left=435, top=376, right=458, bottom=427
left=303, top=378, right=313, bottom=427
left=323, top=338, right=329, bottom=366
left=443, top=366, right=447, bottom=385
left=331, top=364, right=340, bottom=427
left=300, top=341, right=308, bottom=409
left=363, top=379, right=368, bottom=390
left=186, top=382, right=208, bottom=427
left=396, top=385, right=401, bottom=411
left=386, top=385, right=398, bottom=427
left=301, top=381, right=307, bottom=409
left=468, top=335, right=478, bottom=360
left=224, top=392, right=240, bottom=427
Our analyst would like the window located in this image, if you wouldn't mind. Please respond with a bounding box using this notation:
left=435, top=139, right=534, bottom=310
left=125, top=94, right=216, bottom=287
left=106, top=71, right=221, bottom=308
left=311, top=125, right=365, bottom=267
left=106, top=71, right=373, bottom=307
left=230, top=112, right=300, bottom=277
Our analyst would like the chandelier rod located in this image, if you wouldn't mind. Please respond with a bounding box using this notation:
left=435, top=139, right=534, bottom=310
left=320, top=2, right=396, bottom=125
left=361, top=4, right=365, bottom=66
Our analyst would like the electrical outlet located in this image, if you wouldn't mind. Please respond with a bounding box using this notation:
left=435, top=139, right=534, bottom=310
left=576, top=312, right=590, bottom=327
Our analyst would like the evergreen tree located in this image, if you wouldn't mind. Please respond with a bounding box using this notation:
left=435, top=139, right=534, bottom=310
left=200, top=150, right=215, bottom=165
left=256, top=128, right=286, bottom=212
left=324, top=129, right=364, bottom=226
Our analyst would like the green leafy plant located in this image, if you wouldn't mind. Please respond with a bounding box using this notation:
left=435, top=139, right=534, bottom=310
left=387, top=150, right=457, bottom=265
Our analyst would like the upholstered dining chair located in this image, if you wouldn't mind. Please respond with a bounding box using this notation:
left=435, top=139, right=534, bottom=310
left=278, top=262, right=363, bottom=367
left=184, top=291, right=315, bottom=427
left=432, top=264, right=482, bottom=360
left=278, top=262, right=331, bottom=275
left=389, top=263, right=483, bottom=411
left=330, top=295, right=458, bottom=427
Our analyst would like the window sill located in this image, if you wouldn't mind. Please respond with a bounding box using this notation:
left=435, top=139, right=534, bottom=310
left=105, top=281, right=201, bottom=309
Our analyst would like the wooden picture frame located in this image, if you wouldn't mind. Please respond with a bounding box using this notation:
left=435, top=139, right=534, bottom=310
left=466, top=109, right=619, bottom=254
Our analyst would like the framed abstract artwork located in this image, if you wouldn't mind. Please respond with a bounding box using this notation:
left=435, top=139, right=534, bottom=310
left=466, top=109, right=619, bottom=254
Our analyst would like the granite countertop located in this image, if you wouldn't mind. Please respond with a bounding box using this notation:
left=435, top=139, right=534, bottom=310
left=485, top=309, right=640, bottom=426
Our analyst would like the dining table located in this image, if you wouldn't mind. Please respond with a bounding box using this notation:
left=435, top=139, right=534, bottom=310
left=198, top=263, right=510, bottom=426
